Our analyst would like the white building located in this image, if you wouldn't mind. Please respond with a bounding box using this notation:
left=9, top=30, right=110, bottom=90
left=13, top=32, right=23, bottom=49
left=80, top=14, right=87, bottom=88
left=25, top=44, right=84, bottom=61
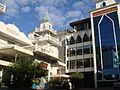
left=0, top=22, right=33, bottom=81
left=0, top=6, right=66, bottom=81
left=28, top=18, right=66, bottom=80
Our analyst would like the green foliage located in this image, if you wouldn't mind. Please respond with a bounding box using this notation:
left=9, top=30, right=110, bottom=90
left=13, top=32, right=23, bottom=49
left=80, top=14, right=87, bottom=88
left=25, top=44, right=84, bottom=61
left=71, top=72, right=84, bottom=79
left=2, top=58, right=48, bottom=89
left=70, top=72, right=84, bottom=89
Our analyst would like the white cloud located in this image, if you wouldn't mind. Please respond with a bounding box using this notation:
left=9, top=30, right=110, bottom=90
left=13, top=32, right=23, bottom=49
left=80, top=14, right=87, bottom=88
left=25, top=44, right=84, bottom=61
left=15, top=0, right=30, bottom=6
left=31, top=0, right=67, bottom=6
left=73, top=1, right=85, bottom=9
left=4, top=0, right=19, bottom=17
left=66, top=11, right=82, bottom=18
left=35, top=6, right=46, bottom=18
left=35, top=5, right=66, bottom=26
left=22, top=7, right=31, bottom=13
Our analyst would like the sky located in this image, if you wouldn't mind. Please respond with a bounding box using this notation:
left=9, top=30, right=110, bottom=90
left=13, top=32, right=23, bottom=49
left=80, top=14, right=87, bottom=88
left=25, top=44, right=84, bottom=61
left=0, top=0, right=119, bottom=35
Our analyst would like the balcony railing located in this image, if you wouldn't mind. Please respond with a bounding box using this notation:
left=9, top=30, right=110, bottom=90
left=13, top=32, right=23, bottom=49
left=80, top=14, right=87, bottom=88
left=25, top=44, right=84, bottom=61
left=35, top=28, right=57, bottom=34
left=32, top=35, right=60, bottom=46
left=24, top=45, right=51, bottom=56
left=0, top=42, right=15, bottom=49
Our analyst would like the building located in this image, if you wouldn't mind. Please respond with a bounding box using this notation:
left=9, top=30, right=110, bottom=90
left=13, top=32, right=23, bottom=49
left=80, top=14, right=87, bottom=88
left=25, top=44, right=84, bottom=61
left=28, top=17, right=66, bottom=81
left=91, top=0, right=120, bottom=87
left=57, top=0, right=120, bottom=87
left=0, top=22, right=33, bottom=81
left=1, top=0, right=120, bottom=88
left=0, top=8, right=66, bottom=81
left=62, top=18, right=94, bottom=87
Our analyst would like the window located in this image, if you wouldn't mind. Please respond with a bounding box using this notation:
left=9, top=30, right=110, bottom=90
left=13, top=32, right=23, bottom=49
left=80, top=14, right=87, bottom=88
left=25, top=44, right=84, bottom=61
left=43, top=24, right=45, bottom=28
left=67, top=49, right=70, bottom=57
left=66, top=39, right=69, bottom=45
left=83, top=34, right=89, bottom=42
left=76, top=47, right=82, bottom=55
left=67, top=61, right=69, bottom=69
left=49, top=25, right=51, bottom=29
left=77, top=59, right=84, bottom=68
left=83, top=45, right=90, bottom=54
left=84, top=58, right=91, bottom=68
left=70, top=36, right=75, bottom=44
left=91, top=58, right=94, bottom=67
left=76, top=35, right=82, bottom=43
left=90, top=34, right=92, bottom=41
left=90, top=45, right=93, bottom=54
left=103, top=2, right=106, bottom=7
left=70, top=60, right=76, bottom=69
left=70, top=48, right=76, bottom=56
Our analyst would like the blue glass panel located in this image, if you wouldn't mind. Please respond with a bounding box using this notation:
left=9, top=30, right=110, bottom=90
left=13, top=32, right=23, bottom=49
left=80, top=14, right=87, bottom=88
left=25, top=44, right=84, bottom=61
left=93, top=12, right=120, bottom=79
left=103, top=68, right=118, bottom=75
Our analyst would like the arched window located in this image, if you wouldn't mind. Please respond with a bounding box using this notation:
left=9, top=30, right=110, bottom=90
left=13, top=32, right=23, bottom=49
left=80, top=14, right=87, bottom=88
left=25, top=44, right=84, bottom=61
left=83, top=34, right=89, bottom=42
left=70, top=36, right=75, bottom=44
left=76, top=35, right=82, bottom=43
left=66, top=38, right=69, bottom=45
left=103, top=2, right=106, bottom=7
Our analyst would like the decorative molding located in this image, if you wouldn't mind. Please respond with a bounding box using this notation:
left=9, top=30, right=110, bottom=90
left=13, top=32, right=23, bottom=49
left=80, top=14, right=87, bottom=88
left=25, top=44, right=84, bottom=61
left=93, top=6, right=117, bottom=17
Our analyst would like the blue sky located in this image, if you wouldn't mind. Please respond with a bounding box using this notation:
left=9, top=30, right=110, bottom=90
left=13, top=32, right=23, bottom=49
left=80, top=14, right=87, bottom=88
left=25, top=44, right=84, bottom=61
left=0, top=0, right=119, bottom=35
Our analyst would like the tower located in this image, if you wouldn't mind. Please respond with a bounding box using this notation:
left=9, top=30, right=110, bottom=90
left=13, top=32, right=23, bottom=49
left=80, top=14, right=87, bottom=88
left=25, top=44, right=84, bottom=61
left=39, top=16, right=53, bottom=31
left=93, top=0, right=116, bottom=8
left=91, top=0, right=120, bottom=87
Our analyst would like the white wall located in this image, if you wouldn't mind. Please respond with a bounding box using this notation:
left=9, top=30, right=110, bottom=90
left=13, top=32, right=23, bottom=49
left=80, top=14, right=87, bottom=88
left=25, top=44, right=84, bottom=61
left=96, top=0, right=116, bottom=9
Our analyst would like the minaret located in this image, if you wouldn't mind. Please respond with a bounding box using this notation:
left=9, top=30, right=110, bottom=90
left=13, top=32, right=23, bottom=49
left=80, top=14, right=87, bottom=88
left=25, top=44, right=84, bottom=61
left=39, top=11, right=53, bottom=31
left=93, top=0, right=116, bottom=9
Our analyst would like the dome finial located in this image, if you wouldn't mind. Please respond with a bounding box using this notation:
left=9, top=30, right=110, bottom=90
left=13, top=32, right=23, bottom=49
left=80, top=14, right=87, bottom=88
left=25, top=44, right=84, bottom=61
left=41, top=8, right=51, bottom=23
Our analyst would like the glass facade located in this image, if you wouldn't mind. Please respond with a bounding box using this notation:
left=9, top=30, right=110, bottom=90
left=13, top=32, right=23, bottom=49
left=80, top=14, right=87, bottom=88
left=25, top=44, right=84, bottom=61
left=67, top=58, right=93, bottom=70
left=93, top=12, right=120, bottom=80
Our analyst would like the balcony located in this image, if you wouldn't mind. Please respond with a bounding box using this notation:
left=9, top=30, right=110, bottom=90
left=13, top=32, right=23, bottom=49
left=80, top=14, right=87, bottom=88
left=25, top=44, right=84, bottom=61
left=32, top=35, right=60, bottom=46
left=35, top=28, right=57, bottom=35
left=0, top=44, right=33, bottom=56
left=24, top=45, right=60, bottom=62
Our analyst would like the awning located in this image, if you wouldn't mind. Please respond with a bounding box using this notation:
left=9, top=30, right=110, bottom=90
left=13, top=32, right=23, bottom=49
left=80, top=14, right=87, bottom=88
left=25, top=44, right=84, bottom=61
left=0, top=59, right=13, bottom=66
left=51, top=74, right=70, bottom=78
left=0, top=45, right=33, bottom=57
left=57, top=61, right=66, bottom=67
left=34, top=51, right=62, bottom=63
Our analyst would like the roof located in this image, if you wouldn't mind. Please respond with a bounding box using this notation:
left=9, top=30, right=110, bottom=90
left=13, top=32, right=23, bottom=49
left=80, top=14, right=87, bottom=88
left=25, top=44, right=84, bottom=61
left=69, top=18, right=91, bottom=27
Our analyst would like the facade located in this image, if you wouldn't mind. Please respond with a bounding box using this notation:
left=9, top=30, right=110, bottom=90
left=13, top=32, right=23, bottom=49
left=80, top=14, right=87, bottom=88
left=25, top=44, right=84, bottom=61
left=64, top=18, right=94, bottom=87
left=0, top=14, right=65, bottom=82
left=0, top=22, right=33, bottom=81
left=0, top=0, right=120, bottom=88
left=28, top=18, right=66, bottom=80
left=91, top=0, right=120, bottom=87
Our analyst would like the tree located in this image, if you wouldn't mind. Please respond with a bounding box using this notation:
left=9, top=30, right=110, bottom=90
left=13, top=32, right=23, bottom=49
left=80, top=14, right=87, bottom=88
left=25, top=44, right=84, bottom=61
left=2, top=58, right=48, bottom=89
left=70, top=72, right=84, bottom=89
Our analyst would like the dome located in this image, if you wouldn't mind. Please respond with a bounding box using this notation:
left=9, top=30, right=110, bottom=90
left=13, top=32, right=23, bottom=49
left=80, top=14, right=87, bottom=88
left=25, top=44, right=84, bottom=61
left=0, top=21, right=7, bottom=30
left=20, top=32, right=27, bottom=39
left=6, top=24, right=20, bottom=33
